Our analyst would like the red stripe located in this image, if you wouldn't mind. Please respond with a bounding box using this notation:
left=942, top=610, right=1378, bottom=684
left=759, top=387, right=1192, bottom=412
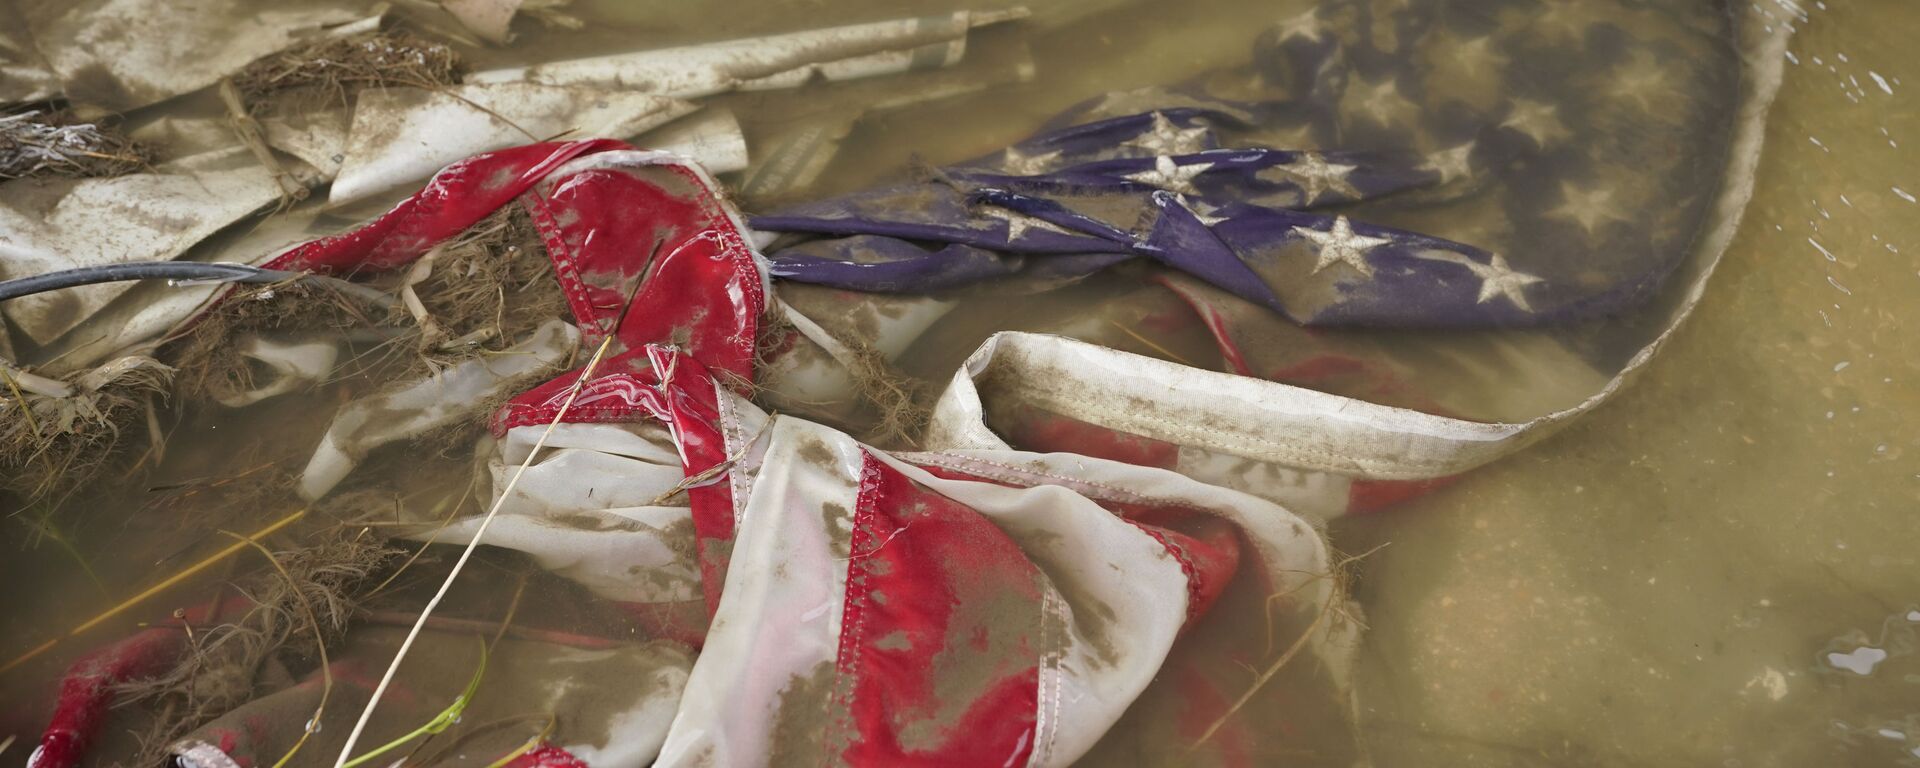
left=268, top=140, right=627, bottom=275
left=833, top=454, right=1041, bottom=766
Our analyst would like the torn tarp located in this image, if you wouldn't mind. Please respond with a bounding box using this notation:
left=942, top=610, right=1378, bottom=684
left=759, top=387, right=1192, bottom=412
left=14, top=0, right=369, bottom=112
left=0, top=145, right=321, bottom=346
left=468, top=9, right=1028, bottom=97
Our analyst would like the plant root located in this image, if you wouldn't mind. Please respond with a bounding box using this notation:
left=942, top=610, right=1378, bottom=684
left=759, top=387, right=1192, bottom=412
left=1, top=356, right=172, bottom=500
left=0, top=110, right=148, bottom=181
left=114, top=532, right=401, bottom=767
left=233, top=29, right=465, bottom=107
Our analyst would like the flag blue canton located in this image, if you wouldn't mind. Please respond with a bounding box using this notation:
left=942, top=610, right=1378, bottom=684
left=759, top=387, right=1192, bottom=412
left=749, top=0, right=1740, bottom=330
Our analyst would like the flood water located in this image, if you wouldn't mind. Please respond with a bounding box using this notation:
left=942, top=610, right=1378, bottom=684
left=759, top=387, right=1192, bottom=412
left=2, top=0, right=1917, bottom=765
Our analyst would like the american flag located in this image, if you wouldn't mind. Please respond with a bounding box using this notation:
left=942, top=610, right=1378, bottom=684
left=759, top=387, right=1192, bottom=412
left=751, top=0, right=1742, bottom=335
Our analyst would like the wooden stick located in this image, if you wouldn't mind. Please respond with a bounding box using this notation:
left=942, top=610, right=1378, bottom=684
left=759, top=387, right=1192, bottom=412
left=0, top=508, right=307, bottom=676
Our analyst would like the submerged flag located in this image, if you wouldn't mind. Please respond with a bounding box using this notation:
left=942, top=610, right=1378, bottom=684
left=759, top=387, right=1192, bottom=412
left=753, top=0, right=1740, bottom=328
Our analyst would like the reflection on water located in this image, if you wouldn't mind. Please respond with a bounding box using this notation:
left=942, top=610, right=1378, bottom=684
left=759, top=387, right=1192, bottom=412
left=2, top=0, right=1915, bottom=765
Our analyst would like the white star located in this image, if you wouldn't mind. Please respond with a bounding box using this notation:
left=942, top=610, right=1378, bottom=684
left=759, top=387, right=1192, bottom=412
left=1446, top=35, right=1508, bottom=79
left=1419, top=142, right=1476, bottom=184
left=1500, top=99, right=1569, bottom=147
left=1258, top=152, right=1361, bottom=205
left=1533, top=0, right=1604, bottom=44
left=1547, top=181, right=1628, bottom=237
left=1000, top=146, right=1062, bottom=176
left=1413, top=250, right=1545, bottom=311
left=1172, top=194, right=1230, bottom=227
left=1608, top=50, right=1677, bottom=112
left=1292, top=215, right=1392, bottom=277
left=1126, top=111, right=1211, bottom=156
left=1273, top=8, right=1325, bottom=43
left=1344, top=75, right=1418, bottom=127
left=1125, top=155, right=1213, bottom=195
left=978, top=204, right=1071, bottom=241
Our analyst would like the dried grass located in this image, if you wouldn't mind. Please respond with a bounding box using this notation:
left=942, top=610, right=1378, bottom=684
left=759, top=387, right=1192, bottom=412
left=0, top=110, right=148, bottom=181
left=400, top=205, right=570, bottom=374
left=848, top=344, right=929, bottom=450
left=1, top=357, right=172, bottom=500
left=166, top=278, right=403, bottom=404
left=114, top=532, right=401, bottom=766
left=233, top=30, right=465, bottom=106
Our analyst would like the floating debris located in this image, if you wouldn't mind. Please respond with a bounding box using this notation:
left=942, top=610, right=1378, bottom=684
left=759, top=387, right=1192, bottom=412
left=233, top=29, right=465, bottom=104
left=0, top=355, right=171, bottom=500
left=401, top=205, right=570, bottom=361
left=0, top=110, right=146, bottom=181
left=113, top=533, right=401, bottom=767
left=440, top=0, right=585, bottom=45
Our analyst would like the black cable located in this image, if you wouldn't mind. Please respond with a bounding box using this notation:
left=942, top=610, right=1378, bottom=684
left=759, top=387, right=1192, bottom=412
left=0, top=262, right=295, bottom=303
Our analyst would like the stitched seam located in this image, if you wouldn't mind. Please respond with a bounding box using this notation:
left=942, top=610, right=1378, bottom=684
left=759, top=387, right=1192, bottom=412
left=1038, top=588, right=1065, bottom=767
left=525, top=191, right=603, bottom=341
left=667, top=164, right=765, bottom=371
left=1010, top=385, right=1467, bottom=473
left=712, top=380, right=751, bottom=528
left=826, top=454, right=884, bottom=763
left=907, top=452, right=1214, bottom=516
left=1125, top=521, right=1203, bottom=624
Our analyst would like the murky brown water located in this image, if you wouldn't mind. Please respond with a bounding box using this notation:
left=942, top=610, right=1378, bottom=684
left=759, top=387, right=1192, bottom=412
left=4, top=0, right=1917, bottom=765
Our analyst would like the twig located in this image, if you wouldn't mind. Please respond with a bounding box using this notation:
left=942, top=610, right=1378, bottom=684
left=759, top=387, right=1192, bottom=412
left=329, top=329, right=624, bottom=767
left=1189, top=596, right=1334, bottom=750
left=0, top=508, right=307, bottom=676
left=1106, top=319, right=1195, bottom=367
left=355, top=611, right=618, bottom=650
left=219, top=530, right=334, bottom=768
left=482, top=715, right=557, bottom=768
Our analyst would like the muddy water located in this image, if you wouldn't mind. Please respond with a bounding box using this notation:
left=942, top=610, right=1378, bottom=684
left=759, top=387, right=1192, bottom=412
left=4, top=0, right=1917, bottom=765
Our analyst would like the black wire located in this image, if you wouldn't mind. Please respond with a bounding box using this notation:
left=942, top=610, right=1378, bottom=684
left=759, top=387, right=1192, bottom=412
left=0, top=262, right=293, bottom=303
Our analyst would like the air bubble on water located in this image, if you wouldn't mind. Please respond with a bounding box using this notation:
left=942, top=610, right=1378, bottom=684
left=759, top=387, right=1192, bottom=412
left=1826, top=646, right=1888, bottom=675
left=306, top=717, right=322, bottom=733
left=1810, top=237, right=1837, bottom=261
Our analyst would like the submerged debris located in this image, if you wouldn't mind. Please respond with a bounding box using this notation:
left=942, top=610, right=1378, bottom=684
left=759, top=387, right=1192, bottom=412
left=114, top=533, right=401, bottom=766
left=0, top=356, right=171, bottom=500
left=233, top=29, right=465, bottom=104
left=0, top=110, right=147, bottom=181
left=847, top=343, right=929, bottom=449
left=401, top=204, right=570, bottom=370
left=166, top=277, right=402, bottom=404
left=165, top=205, right=565, bottom=409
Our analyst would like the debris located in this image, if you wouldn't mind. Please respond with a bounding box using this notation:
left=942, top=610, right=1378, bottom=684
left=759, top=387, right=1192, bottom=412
left=297, top=318, right=579, bottom=500
left=0, top=509, right=308, bottom=676
left=399, top=205, right=569, bottom=362
left=326, top=82, right=692, bottom=206
left=218, top=80, right=309, bottom=206
left=0, top=355, right=172, bottom=500
left=0, top=1, right=56, bottom=105
left=469, top=9, right=1029, bottom=98
left=0, top=146, right=323, bottom=346
left=166, top=277, right=400, bottom=406
left=439, top=0, right=583, bottom=46
left=233, top=29, right=465, bottom=105
left=29, top=205, right=337, bottom=376
left=115, top=533, right=401, bottom=768
left=0, top=110, right=146, bottom=181
left=17, top=1, right=368, bottom=111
